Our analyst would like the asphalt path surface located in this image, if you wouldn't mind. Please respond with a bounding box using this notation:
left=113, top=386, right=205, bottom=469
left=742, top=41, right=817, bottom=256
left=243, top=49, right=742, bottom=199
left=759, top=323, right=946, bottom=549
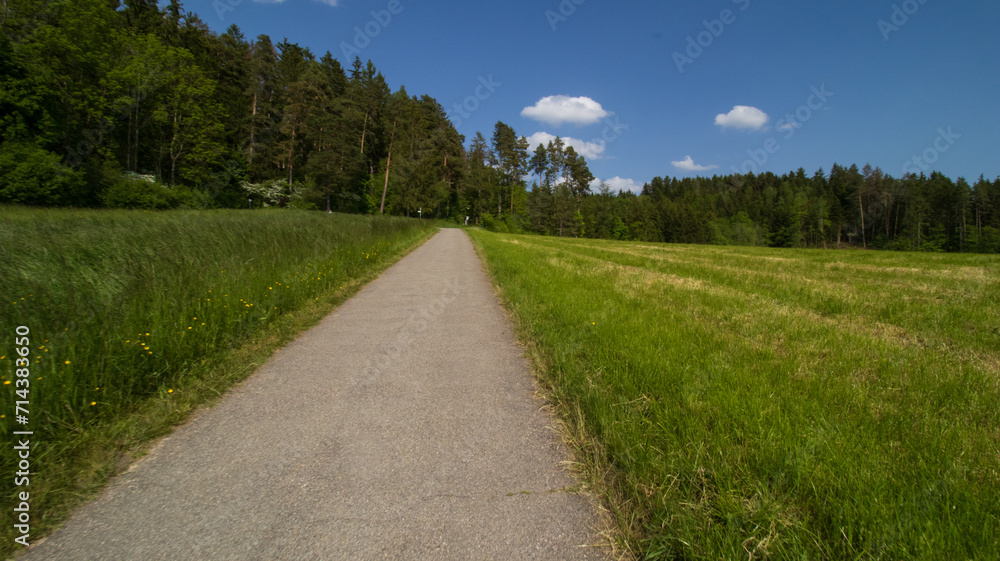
left=22, top=229, right=607, bottom=560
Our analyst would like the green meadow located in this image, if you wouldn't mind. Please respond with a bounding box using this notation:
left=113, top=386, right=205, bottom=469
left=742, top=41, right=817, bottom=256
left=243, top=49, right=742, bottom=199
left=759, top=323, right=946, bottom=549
left=0, top=207, right=434, bottom=554
left=468, top=230, right=1000, bottom=560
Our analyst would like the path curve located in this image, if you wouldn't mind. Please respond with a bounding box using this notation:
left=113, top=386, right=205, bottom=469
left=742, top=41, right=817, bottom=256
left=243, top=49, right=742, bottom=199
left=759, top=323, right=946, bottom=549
left=22, top=229, right=607, bottom=560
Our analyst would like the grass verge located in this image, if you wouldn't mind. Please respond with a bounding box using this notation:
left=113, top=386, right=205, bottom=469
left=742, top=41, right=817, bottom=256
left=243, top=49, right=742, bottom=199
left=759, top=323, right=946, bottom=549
left=0, top=207, right=435, bottom=557
left=467, top=229, right=1000, bottom=560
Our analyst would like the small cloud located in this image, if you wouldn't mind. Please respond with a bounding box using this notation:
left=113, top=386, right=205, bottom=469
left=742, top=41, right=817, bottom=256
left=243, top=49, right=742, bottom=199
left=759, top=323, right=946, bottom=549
left=671, top=156, right=719, bottom=172
left=591, top=176, right=642, bottom=193
left=521, top=95, right=609, bottom=126
left=715, top=105, right=769, bottom=130
left=525, top=132, right=606, bottom=160
left=778, top=121, right=800, bottom=131
left=251, top=0, right=291, bottom=3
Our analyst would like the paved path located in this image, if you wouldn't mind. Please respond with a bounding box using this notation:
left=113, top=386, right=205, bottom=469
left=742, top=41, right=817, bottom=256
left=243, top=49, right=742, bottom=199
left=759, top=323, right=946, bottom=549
left=23, top=229, right=607, bottom=560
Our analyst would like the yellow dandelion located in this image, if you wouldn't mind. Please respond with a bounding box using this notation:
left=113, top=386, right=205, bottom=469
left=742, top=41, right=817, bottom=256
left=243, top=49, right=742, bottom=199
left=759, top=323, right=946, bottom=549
left=145, top=333, right=150, bottom=336
left=168, top=389, right=174, bottom=394
left=65, top=360, right=71, bottom=365
left=3, top=381, right=10, bottom=385
left=187, top=327, right=192, bottom=330
left=90, top=401, right=96, bottom=406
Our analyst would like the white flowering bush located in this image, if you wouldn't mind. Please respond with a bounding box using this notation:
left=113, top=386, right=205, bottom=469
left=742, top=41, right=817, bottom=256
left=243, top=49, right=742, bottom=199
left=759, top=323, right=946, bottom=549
left=240, top=179, right=291, bottom=207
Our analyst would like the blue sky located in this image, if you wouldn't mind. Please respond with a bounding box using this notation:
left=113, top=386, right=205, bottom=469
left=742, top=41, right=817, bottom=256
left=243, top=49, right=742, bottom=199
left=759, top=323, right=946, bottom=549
left=193, top=0, right=999, bottom=192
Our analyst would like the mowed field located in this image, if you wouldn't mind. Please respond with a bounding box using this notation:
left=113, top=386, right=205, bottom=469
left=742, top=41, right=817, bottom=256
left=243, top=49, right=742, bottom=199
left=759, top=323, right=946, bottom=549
left=467, top=230, right=1000, bottom=560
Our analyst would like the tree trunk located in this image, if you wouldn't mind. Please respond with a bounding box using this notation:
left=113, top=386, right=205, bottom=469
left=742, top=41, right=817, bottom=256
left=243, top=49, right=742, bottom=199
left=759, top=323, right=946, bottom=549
left=962, top=209, right=967, bottom=252
left=359, top=113, right=368, bottom=155
left=249, top=91, right=257, bottom=162
left=859, top=190, right=867, bottom=249
left=287, top=128, right=295, bottom=189
left=130, top=91, right=140, bottom=172
left=169, top=112, right=181, bottom=185
left=892, top=200, right=899, bottom=240
left=380, top=118, right=397, bottom=214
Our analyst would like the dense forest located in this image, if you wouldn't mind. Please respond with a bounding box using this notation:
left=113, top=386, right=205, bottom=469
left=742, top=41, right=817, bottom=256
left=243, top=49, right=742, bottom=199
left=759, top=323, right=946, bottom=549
left=2, top=0, right=997, bottom=252
left=1, top=0, right=468, bottom=215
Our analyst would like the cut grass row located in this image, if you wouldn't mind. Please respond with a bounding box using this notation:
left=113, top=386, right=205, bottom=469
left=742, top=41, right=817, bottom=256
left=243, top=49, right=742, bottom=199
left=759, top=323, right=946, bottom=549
left=467, top=229, right=1000, bottom=560
left=0, top=207, right=436, bottom=556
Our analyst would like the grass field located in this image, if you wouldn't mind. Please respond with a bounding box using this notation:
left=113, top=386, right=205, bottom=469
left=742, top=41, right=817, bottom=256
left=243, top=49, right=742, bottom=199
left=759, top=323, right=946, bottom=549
left=0, top=207, right=435, bottom=555
left=467, top=230, right=1000, bottom=560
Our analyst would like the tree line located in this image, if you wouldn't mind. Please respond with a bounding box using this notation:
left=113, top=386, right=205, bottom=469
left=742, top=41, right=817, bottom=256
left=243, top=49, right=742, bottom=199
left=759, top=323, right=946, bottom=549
left=474, top=122, right=1000, bottom=253
left=567, top=166, right=1000, bottom=253
left=2, top=0, right=996, bottom=253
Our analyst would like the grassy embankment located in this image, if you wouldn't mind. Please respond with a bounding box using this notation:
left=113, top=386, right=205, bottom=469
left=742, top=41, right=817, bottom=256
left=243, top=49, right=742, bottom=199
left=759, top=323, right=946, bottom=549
left=0, top=207, right=435, bottom=556
left=468, top=230, right=1000, bottom=560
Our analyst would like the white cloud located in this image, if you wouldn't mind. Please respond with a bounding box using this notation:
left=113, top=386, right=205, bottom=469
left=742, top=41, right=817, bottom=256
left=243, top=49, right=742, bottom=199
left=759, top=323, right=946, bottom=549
left=521, top=95, right=609, bottom=126
left=524, top=132, right=606, bottom=160
left=590, top=176, right=643, bottom=193
left=778, top=121, right=800, bottom=131
left=671, top=155, right=719, bottom=172
left=714, top=105, right=769, bottom=130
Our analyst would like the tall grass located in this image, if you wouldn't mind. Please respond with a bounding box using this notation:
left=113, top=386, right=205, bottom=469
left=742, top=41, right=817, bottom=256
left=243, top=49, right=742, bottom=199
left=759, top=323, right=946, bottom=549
left=0, top=207, right=433, bottom=552
left=468, top=230, right=1000, bottom=560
